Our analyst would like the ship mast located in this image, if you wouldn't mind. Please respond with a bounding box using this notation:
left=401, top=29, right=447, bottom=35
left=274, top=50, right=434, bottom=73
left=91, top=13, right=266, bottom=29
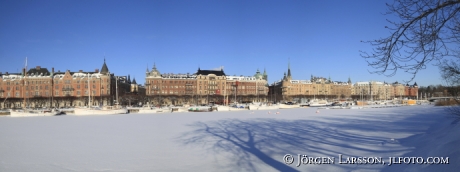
left=23, top=57, right=27, bottom=109
left=88, top=73, right=91, bottom=108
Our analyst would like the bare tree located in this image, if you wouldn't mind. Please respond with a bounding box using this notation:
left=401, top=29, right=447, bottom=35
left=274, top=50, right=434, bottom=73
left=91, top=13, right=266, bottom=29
left=439, top=59, right=460, bottom=121
left=361, top=0, right=460, bottom=81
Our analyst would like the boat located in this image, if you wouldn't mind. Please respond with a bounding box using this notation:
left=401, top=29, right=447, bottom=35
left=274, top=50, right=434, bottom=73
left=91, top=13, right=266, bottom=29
left=73, top=106, right=127, bottom=115
left=308, top=99, right=329, bottom=107
left=188, top=106, right=211, bottom=112
left=9, top=108, right=62, bottom=117
left=139, top=107, right=161, bottom=113
left=248, top=103, right=279, bottom=110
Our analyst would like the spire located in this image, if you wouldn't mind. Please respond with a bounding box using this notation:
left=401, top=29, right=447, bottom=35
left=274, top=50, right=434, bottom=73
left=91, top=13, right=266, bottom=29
left=132, top=77, right=137, bottom=84
left=348, top=76, right=351, bottom=83
left=287, top=58, right=291, bottom=77
left=263, top=67, right=267, bottom=81
left=152, top=62, right=157, bottom=70
left=100, top=58, right=109, bottom=74
left=128, top=75, right=131, bottom=83
left=146, top=64, right=149, bottom=73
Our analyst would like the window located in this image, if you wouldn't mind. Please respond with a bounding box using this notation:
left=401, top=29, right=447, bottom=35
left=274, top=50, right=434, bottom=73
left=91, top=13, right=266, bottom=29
left=93, top=85, right=95, bottom=89
left=77, top=85, right=80, bottom=89
left=55, top=85, right=59, bottom=89
left=16, top=86, right=18, bottom=90
left=77, top=91, right=80, bottom=95
left=55, top=91, right=59, bottom=96
left=15, top=92, right=19, bottom=97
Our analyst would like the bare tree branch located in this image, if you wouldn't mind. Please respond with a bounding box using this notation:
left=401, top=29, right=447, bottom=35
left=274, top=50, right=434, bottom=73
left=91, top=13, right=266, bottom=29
left=361, top=0, right=460, bottom=82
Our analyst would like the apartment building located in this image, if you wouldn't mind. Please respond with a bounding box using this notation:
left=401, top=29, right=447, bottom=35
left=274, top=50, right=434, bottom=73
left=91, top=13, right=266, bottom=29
left=0, top=60, right=137, bottom=109
left=145, top=64, right=268, bottom=105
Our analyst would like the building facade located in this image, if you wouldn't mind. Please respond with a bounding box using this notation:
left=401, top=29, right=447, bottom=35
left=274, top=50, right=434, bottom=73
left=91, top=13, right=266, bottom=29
left=0, top=60, right=139, bottom=109
left=270, top=63, right=353, bottom=103
left=145, top=64, right=268, bottom=106
left=269, top=63, right=419, bottom=103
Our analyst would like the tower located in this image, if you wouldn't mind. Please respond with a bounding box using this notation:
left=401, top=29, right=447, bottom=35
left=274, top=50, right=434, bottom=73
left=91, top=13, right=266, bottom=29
left=131, top=77, right=138, bottom=93
left=263, top=68, right=268, bottom=81
left=100, top=58, right=109, bottom=75
left=287, top=59, right=292, bottom=81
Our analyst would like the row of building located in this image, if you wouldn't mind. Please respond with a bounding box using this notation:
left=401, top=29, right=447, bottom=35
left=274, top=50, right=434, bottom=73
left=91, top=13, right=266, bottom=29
left=0, top=60, right=143, bottom=109
left=0, top=60, right=419, bottom=109
left=270, top=63, right=419, bottom=103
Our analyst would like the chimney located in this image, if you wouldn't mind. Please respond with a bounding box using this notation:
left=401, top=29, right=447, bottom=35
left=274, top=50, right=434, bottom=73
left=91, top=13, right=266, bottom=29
left=5, top=72, right=8, bottom=75
left=79, top=70, right=83, bottom=73
left=52, top=67, right=54, bottom=73
left=95, top=69, right=99, bottom=73
left=36, top=66, right=41, bottom=70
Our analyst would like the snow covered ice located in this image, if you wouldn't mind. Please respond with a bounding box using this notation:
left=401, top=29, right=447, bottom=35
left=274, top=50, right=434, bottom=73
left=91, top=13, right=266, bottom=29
left=1, top=105, right=459, bottom=172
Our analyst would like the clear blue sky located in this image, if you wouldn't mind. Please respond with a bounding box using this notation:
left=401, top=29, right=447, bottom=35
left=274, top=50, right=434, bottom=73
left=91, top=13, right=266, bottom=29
left=0, top=0, right=444, bottom=87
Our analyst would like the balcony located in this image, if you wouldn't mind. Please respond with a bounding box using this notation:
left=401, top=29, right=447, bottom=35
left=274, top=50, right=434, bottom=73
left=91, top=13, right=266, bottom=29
left=0, top=89, right=4, bottom=93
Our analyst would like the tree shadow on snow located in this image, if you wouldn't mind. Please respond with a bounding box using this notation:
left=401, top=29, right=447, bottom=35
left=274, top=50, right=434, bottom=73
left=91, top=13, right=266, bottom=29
left=177, top=110, right=433, bottom=172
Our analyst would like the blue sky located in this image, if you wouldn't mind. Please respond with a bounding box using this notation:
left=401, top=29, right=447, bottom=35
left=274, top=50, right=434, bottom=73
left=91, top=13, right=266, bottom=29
left=0, top=0, right=444, bottom=87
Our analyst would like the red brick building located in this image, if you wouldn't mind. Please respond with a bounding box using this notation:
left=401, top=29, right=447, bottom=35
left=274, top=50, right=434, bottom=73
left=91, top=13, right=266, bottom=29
left=0, top=60, right=137, bottom=109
